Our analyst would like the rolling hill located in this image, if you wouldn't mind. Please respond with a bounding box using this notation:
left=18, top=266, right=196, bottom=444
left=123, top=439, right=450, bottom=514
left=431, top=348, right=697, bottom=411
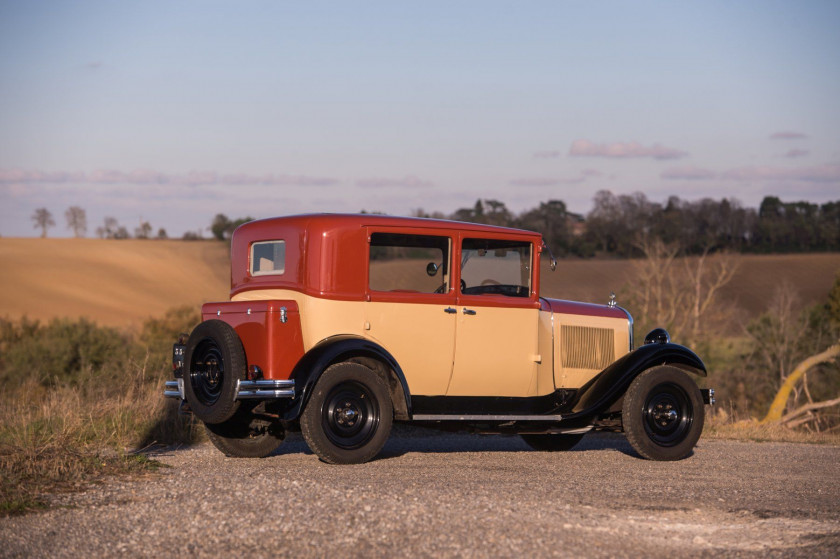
left=0, top=238, right=837, bottom=328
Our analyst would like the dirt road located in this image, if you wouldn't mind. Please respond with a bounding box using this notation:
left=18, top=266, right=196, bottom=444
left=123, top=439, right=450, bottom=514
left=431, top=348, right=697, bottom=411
left=2, top=431, right=839, bottom=558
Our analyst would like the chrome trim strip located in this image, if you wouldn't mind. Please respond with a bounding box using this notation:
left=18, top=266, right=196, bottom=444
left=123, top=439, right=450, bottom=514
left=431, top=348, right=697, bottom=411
left=235, top=379, right=296, bottom=399
left=412, top=414, right=566, bottom=421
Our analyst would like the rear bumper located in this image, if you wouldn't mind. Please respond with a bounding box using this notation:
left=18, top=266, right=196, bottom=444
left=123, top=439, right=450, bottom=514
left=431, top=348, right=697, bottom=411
left=164, top=379, right=295, bottom=400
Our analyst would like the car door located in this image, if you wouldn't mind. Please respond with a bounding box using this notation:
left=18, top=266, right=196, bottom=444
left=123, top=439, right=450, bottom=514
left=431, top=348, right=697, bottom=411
left=364, top=230, right=458, bottom=396
left=446, top=236, right=541, bottom=397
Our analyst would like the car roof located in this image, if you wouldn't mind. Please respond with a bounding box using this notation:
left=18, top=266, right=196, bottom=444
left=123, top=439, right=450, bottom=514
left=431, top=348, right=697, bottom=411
left=235, top=213, right=539, bottom=238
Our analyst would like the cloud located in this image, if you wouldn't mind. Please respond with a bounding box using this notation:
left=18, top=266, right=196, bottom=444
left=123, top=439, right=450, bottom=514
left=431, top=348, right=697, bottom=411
left=722, top=164, right=840, bottom=183
left=770, top=131, right=807, bottom=140
left=0, top=168, right=85, bottom=183
left=569, top=139, right=687, bottom=160
left=355, top=175, right=433, bottom=188
left=782, top=149, right=810, bottom=159
left=661, top=166, right=717, bottom=180
left=0, top=168, right=339, bottom=187
left=508, top=177, right=585, bottom=187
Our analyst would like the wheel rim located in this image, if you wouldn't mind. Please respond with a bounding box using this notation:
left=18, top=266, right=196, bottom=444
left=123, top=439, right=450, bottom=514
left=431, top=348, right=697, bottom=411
left=642, top=382, right=693, bottom=447
left=190, top=339, right=225, bottom=406
left=321, top=381, right=379, bottom=449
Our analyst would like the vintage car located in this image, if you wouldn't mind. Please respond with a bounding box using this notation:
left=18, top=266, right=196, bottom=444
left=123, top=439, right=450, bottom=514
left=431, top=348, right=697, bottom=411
left=165, top=214, right=713, bottom=463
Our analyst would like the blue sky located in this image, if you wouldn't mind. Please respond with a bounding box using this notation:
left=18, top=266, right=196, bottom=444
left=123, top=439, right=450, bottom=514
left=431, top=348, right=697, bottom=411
left=1, top=1, right=839, bottom=237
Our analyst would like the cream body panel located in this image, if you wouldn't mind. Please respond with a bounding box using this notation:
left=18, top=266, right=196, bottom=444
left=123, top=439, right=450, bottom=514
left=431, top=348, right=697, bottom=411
left=232, top=289, right=366, bottom=350
left=447, top=306, right=540, bottom=397
left=536, top=309, right=556, bottom=395
left=553, top=313, right=631, bottom=389
left=365, top=302, right=456, bottom=395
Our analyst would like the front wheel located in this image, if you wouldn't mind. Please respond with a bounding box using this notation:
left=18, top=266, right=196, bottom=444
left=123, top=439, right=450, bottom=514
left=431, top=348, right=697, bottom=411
left=300, top=362, right=393, bottom=464
left=622, top=365, right=705, bottom=461
left=205, top=408, right=286, bottom=458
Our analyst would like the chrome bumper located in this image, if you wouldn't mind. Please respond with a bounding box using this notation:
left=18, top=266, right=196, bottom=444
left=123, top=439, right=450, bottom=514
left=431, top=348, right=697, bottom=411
left=164, top=379, right=295, bottom=400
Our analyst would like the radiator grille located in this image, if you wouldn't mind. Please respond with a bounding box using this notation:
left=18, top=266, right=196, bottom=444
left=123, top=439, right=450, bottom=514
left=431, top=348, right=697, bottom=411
left=560, top=325, right=615, bottom=370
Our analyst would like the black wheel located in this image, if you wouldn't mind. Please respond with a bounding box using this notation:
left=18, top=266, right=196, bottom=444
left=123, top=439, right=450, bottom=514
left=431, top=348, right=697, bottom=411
left=521, top=433, right=584, bottom=452
left=300, top=362, right=393, bottom=464
left=205, top=408, right=285, bottom=458
left=622, top=365, right=705, bottom=461
left=183, top=320, right=245, bottom=424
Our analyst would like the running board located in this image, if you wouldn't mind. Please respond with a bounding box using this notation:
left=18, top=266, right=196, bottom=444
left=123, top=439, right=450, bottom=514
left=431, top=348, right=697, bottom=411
left=412, top=414, right=566, bottom=422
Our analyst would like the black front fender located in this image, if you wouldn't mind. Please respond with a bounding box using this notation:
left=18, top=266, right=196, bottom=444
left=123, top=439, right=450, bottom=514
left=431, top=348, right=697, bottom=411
left=278, top=335, right=412, bottom=421
left=569, top=342, right=706, bottom=418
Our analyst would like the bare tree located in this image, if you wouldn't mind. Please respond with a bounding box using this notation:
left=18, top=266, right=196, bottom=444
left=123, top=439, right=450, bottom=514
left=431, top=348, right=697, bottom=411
left=135, top=221, right=152, bottom=239
left=31, top=208, right=55, bottom=238
left=627, top=236, right=738, bottom=347
left=65, top=206, right=87, bottom=238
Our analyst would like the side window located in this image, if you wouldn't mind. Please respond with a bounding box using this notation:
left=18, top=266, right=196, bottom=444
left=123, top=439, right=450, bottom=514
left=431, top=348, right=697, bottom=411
left=461, top=238, right=532, bottom=297
left=369, top=233, right=451, bottom=294
left=251, top=240, right=285, bottom=276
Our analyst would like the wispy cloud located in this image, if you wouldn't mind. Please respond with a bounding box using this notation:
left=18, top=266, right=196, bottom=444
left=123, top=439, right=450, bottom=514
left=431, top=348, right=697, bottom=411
left=781, top=149, right=810, bottom=159
left=770, top=131, right=807, bottom=140
left=722, top=164, right=840, bottom=183
left=509, top=177, right=585, bottom=187
left=661, top=166, right=717, bottom=180
left=355, top=175, right=433, bottom=188
left=569, top=139, right=687, bottom=160
left=0, top=168, right=339, bottom=187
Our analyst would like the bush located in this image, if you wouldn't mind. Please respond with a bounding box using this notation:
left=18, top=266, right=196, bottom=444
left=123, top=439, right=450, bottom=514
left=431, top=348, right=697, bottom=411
left=0, top=311, right=203, bottom=516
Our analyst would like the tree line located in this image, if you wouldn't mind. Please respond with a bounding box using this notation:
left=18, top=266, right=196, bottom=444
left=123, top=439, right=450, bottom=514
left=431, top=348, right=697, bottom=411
left=415, top=192, right=840, bottom=257
left=28, top=192, right=840, bottom=253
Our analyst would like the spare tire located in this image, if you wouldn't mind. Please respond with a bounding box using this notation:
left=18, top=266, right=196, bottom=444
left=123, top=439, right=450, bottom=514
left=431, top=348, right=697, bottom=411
left=183, top=320, right=245, bottom=424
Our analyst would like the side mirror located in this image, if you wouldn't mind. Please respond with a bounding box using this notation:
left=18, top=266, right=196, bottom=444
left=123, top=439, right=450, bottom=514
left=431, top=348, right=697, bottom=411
left=426, top=262, right=439, bottom=277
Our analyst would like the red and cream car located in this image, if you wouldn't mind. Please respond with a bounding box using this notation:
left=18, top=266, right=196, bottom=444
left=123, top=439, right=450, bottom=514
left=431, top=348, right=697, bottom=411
left=165, top=214, right=713, bottom=463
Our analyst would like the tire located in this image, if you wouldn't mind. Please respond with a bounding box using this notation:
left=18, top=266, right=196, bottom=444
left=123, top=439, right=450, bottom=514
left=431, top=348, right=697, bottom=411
left=205, top=408, right=285, bottom=458
left=183, top=320, right=245, bottom=424
left=622, top=365, right=705, bottom=461
left=300, top=362, right=393, bottom=464
left=521, top=433, right=585, bottom=452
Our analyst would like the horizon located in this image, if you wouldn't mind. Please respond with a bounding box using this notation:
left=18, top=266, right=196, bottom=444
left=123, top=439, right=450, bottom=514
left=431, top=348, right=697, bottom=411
left=2, top=1, right=839, bottom=238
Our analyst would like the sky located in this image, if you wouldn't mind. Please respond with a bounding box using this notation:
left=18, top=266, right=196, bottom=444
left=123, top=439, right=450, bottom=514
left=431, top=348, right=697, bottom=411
left=1, top=0, right=839, bottom=238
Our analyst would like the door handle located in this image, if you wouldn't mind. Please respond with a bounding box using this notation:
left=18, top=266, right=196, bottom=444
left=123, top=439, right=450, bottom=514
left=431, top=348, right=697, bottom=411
left=462, top=308, right=477, bottom=315
left=444, top=307, right=457, bottom=314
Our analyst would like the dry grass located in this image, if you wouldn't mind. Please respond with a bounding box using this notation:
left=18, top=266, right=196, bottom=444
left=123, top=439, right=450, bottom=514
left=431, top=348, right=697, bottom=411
left=0, top=359, right=202, bottom=516
left=704, top=409, right=840, bottom=445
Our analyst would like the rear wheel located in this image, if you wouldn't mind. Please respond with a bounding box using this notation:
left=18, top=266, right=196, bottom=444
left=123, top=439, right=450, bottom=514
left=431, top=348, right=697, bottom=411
left=300, top=362, right=393, bottom=464
left=183, top=320, right=245, bottom=424
left=521, top=433, right=584, bottom=452
left=622, top=366, right=704, bottom=461
left=205, top=408, right=285, bottom=458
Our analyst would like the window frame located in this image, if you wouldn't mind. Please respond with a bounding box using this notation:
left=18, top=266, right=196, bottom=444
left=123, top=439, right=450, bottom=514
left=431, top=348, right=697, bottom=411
left=249, top=240, right=286, bottom=277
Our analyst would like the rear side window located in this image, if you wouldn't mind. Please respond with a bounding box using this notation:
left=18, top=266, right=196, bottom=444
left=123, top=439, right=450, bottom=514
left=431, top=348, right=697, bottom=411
left=251, top=241, right=285, bottom=276
left=369, top=233, right=450, bottom=294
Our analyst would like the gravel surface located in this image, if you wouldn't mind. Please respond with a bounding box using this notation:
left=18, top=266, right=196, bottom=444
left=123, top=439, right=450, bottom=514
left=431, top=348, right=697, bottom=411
left=2, top=429, right=839, bottom=558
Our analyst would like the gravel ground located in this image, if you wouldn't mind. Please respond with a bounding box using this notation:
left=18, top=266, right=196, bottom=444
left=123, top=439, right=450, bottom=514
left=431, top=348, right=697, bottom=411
left=2, top=429, right=839, bottom=558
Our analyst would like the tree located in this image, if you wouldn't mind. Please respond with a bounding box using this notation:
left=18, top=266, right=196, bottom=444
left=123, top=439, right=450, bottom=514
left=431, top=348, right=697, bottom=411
left=65, top=206, right=87, bottom=238
left=95, top=217, right=129, bottom=239
left=156, top=228, right=168, bottom=240
left=31, top=208, right=55, bottom=238
left=210, top=214, right=232, bottom=241
left=135, top=221, right=152, bottom=239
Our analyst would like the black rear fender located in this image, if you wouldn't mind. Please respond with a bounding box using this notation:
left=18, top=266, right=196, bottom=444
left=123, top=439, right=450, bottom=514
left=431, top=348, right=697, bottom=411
left=280, top=335, right=411, bottom=421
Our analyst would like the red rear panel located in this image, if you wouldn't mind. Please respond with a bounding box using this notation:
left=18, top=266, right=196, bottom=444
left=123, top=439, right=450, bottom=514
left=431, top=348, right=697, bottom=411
left=201, top=300, right=304, bottom=381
